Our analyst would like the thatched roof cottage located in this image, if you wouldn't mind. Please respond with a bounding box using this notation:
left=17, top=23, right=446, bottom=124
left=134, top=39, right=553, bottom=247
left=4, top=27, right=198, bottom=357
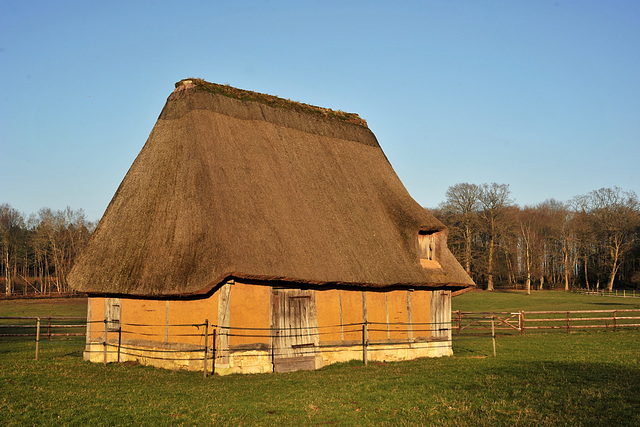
left=69, top=78, right=474, bottom=374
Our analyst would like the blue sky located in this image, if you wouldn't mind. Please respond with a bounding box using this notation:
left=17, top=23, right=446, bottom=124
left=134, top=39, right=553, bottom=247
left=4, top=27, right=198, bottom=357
left=1, top=0, right=639, bottom=221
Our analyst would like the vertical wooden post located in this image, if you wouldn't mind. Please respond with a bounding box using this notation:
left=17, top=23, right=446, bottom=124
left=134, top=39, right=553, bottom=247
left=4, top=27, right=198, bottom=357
left=165, top=301, right=170, bottom=343
left=520, top=311, right=525, bottom=335
left=47, top=317, right=51, bottom=340
left=362, top=323, right=368, bottom=366
left=103, top=319, right=108, bottom=366
left=406, top=290, right=413, bottom=341
left=338, top=290, right=345, bottom=341
left=35, top=317, right=41, bottom=361
left=613, top=311, right=617, bottom=332
left=271, top=330, right=277, bottom=373
left=217, top=282, right=232, bottom=365
left=211, top=329, right=216, bottom=376
left=457, top=310, right=461, bottom=335
left=491, top=316, right=496, bottom=357
left=566, top=311, right=570, bottom=333
left=117, top=326, right=122, bottom=363
left=203, top=320, right=209, bottom=378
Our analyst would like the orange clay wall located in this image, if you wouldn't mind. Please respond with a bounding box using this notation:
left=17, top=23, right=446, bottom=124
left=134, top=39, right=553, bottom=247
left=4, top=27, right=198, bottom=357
left=88, top=285, right=432, bottom=347
left=338, top=289, right=365, bottom=342
left=228, top=282, right=270, bottom=347
left=411, top=290, right=431, bottom=339
left=89, top=295, right=219, bottom=347
left=313, top=289, right=342, bottom=342
left=365, top=291, right=385, bottom=341
left=386, top=290, right=409, bottom=340
left=88, top=297, right=104, bottom=341
left=120, top=299, right=166, bottom=344
left=168, top=296, right=218, bottom=346
left=314, top=289, right=431, bottom=343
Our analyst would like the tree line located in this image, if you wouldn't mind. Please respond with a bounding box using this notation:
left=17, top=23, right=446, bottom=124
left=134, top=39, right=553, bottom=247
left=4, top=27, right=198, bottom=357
left=432, top=184, right=640, bottom=292
left=2, top=184, right=639, bottom=296
left=0, top=204, right=94, bottom=296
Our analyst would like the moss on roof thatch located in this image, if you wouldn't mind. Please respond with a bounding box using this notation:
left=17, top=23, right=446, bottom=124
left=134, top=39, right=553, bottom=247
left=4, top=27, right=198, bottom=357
left=176, top=78, right=368, bottom=128
left=68, top=79, right=473, bottom=297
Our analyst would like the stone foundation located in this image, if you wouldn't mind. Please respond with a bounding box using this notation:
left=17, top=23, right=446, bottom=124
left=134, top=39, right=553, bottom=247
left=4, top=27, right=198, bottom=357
left=83, top=339, right=451, bottom=375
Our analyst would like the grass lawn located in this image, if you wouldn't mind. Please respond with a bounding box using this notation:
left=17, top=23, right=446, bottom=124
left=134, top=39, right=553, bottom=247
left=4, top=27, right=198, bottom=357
left=0, top=297, right=87, bottom=318
left=453, top=289, right=640, bottom=312
left=1, top=292, right=639, bottom=426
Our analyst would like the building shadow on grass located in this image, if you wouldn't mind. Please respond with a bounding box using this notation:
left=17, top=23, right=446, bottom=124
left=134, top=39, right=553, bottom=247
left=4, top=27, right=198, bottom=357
left=466, top=361, right=640, bottom=425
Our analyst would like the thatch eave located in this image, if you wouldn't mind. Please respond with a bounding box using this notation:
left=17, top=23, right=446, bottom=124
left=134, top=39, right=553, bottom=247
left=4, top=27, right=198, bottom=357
left=84, top=273, right=474, bottom=300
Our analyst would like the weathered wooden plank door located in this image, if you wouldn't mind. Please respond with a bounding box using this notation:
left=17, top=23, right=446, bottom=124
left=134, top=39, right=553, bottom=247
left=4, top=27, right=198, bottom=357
left=430, top=290, right=452, bottom=341
left=271, top=288, right=319, bottom=373
left=105, top=297, right=121, bottom=332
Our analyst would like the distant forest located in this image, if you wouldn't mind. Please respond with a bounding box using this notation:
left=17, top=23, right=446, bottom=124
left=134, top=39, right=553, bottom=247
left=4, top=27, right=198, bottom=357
left=0, top=205, right=94, bottom=295
left=431, top=184, right=640, bottom=292
left=1, top=183, right=639, bottom=295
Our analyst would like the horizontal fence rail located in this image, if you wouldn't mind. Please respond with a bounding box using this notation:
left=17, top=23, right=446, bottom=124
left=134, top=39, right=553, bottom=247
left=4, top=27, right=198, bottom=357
left=84, top=318, right=454, bottom=377
left=453, top=309, right=640, bottom=335
left=0, top=316, right=87, bottom=361
left=0, top=316, right=86, bottom=338
left=5, top=309, right=640, bottom=368
left=572, top=289, right=639, bottom=298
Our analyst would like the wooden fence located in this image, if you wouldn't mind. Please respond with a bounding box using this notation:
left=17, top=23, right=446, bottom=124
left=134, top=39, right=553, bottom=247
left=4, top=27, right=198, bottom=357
left=453, top=309, right=640, bottom=335
left=572, top=289, right=639, bottom=298
left=0, top=316, right=86, bottom=360
left=5, top=310, right=640, bottom=366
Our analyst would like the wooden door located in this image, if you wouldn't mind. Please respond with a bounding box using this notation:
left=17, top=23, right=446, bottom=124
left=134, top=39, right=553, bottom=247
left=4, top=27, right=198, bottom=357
left=271, top=288, right=319, bottom=373
left=430, top=290, right=451, bottom=341
left=105, top=297, right=121, bottom=332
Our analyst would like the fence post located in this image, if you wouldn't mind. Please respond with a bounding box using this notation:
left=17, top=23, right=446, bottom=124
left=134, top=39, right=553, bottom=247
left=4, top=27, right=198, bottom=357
left=613, top=311, right=617, bottom=332
left=35, top=317, right=41, bottom=361
left=566, top=311, right=570, bottom=333
left=117, top=326, right=122, bottom=363
left=272, top=330, right=278, bottom=373
left=47, top=317, right=51, bottom=340
left=362, top=322, right=368, bottom=366
left=203, top=320, right=209, bottom=378
left=457, top=310, right=461, bottom=335
left=211, top=328, right=216, bottom=376
left=103, top=319, right=108, bottom=366
left=491, top=316, right=496, bottom=357
left=520, top=311, right=525, bottom=335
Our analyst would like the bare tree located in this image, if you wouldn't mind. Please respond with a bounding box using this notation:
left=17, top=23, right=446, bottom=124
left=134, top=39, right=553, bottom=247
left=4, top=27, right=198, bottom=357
left=518, top=207, right=542, bottom=295
left=35, top=207, right=93, bottom=293
left=478, top=183, right=513, bottom=291
left=439, top=183, right=481, bottom=275
left=586, top=187, right=640, bottom=291
left=0, top=204, right=24, bottom=295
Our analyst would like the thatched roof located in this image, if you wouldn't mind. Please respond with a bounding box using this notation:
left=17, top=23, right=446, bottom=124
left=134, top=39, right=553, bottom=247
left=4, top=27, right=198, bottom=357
left=68, top=79, right=474, bottom=297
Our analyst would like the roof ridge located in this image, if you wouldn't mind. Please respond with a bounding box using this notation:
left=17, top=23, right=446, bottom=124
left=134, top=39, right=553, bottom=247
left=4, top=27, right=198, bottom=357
left=175, top=78, right=368, bottom=128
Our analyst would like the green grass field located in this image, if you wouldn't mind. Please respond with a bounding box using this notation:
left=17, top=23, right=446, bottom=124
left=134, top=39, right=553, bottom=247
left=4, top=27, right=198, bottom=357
left=452, top=289, right=640, bottom=312
left=1, top=292, right=639, bottom=426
